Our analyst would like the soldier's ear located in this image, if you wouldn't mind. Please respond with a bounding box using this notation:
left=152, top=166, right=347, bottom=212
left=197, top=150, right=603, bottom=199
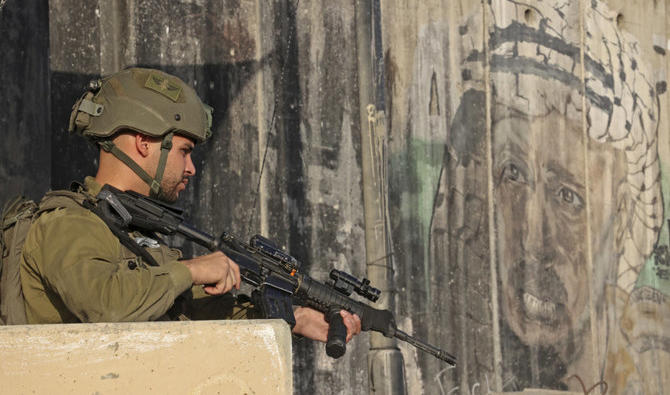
left=135, top=133, right=153, bottom=157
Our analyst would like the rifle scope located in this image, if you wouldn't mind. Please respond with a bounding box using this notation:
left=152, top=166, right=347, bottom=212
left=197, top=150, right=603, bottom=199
left=329, top=269, right=381, bottom=302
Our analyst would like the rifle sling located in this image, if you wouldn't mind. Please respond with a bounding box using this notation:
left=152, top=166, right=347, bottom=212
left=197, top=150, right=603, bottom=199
left=84, top=199, right=160, bottom=267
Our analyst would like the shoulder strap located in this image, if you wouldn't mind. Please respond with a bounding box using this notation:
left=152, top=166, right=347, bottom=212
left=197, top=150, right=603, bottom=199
left=0, top=196, right=38, bottom=325
left=37, top=188, right=89, bottom=214
left=2, top=196, right=38, bottom=230
left=83, top=198, right=160, bottom=267
left=74, top=185, right=160, bottom=267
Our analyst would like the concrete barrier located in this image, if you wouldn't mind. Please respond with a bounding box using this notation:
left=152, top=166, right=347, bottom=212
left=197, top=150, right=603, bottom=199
left=491, top=391, right=582, bottom=395
left=0, top=319, right=293, bottom=394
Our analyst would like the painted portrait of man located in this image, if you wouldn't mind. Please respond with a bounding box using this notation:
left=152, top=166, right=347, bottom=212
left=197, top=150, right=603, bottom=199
left=416, top=0, right=668, bottom=392
left=492, top=101, right=627, bottom=348
left=491, top=82, right=634, bottom=388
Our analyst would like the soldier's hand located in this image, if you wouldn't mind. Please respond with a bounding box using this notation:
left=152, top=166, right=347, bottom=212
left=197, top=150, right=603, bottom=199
left=292, top=307, right=362, bottom=343
left=183, top=251, right=241, bottom=295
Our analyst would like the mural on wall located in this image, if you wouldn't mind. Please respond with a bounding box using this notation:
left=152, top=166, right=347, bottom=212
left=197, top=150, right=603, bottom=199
left=4, top=0, right=670, bottom=392
left=398, top=0, right=670, bottom=393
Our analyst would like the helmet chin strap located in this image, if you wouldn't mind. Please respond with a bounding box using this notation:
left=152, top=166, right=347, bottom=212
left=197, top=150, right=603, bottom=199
left=98, top=132, right=174, bottom=199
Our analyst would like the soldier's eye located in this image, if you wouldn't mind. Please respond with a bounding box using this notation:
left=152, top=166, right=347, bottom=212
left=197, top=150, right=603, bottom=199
left=557, top=187, right=583, bottom=210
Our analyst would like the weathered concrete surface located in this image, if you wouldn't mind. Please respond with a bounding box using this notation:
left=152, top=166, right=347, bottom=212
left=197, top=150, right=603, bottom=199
left=491, top=391, right=581, bottom=395
left=0, top=320, right=292, bottom=394
left=381, top=2, right=489, bottom=393
left=382, top=0, right=670, bottom=394
left=44, top=1, right=368, bottom=393
left=3, top=0, right=670, bottom=394
left=0, top=0, right=50, bottom=204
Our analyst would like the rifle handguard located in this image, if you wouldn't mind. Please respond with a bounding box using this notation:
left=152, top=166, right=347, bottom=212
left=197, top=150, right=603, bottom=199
left=360, top=308, right=396, bottom=337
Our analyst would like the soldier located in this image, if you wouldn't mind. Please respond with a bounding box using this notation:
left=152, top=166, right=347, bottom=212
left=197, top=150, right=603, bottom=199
left=19, top=67, right=361, bottom=343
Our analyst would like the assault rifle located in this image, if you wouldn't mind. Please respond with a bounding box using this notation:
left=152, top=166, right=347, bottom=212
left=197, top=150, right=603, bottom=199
left=90, top=184, right=456, bottom=366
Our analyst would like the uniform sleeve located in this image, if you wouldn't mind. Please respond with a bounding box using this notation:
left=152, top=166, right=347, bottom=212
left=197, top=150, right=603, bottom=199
left=25, top=208, right=193, bottom=322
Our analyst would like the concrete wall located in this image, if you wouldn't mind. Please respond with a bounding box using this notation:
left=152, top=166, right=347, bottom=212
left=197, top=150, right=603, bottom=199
left=385, top=1, right=670, bottom=394
left=0, top=320, right=293, bottom=394
left=1, top=0, right=669, bottom=394
left=0, top=0, right=50, bottom=202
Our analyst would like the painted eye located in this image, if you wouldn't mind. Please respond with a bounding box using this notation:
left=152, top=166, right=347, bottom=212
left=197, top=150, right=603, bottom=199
left=558, top=187, right=583, bottom=209
left=502, top=163, right=524, bottom=182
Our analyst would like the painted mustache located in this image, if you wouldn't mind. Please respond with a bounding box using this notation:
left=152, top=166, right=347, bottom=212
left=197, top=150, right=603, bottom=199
left=509, top=258, right=569, bottom=325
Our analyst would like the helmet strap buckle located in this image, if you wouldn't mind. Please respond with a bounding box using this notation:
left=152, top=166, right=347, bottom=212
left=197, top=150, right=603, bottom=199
left=150, top=180, right=161, bottom=196
left=150, top=132, right=175, bottom=199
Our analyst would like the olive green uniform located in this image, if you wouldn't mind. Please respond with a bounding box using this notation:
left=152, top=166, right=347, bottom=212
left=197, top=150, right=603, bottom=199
left=20, top=177, right=250, bottom=324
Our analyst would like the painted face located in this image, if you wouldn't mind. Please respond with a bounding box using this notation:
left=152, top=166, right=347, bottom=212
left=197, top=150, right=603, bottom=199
left=493, top=110, right=623, bottom=346
left=156, top=134, right=196, bottom=203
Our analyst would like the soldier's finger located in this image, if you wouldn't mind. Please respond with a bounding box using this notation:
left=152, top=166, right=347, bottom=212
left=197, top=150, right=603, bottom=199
left=218, top=279, right=229, bottom=294
left=339, top=311, right=358, bottom=342
left=351, top=314, right=361, bottom=334
left=203, top=283, right=222, bottom=295
left=229, top=261, right=241, bottom=289
left=214, top=278, right=228, bottom=294
left=223, top=271, right=236, bottom=294
left=346, top=324, right=356, bottom=342
left=228, top=268, right=239, bottom=290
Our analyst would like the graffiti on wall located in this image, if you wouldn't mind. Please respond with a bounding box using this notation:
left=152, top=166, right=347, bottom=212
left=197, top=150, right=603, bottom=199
left=400, top=1, right=670, bottom=393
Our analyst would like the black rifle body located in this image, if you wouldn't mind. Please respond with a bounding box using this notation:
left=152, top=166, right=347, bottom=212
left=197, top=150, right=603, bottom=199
left=92, top=185, right=456, bottom=365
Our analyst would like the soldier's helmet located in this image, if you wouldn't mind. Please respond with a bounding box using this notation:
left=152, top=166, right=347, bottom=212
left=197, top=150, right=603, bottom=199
left=68, top=68, right=213, bottom=199
left=68, top=67, right=212, bottom=143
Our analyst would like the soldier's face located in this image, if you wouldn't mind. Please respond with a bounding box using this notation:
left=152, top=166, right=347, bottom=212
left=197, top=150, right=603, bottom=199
left=156, top=134, right=196, bottom=203
left=493, top=110, right=621, bottom=345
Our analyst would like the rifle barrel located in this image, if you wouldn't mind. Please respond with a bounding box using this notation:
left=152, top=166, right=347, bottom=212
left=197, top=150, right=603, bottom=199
left=394, top=329, right=456, bottom=366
